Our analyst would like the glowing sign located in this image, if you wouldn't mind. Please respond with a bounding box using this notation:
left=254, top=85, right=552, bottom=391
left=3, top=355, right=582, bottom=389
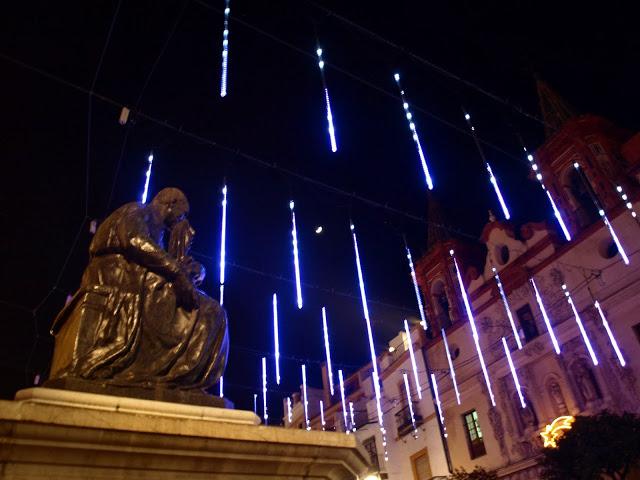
left=541, top=415, right=575, bottom=448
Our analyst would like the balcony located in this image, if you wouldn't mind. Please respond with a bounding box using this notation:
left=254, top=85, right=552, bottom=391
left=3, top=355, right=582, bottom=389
left=395, top=403, right=424, bottom=438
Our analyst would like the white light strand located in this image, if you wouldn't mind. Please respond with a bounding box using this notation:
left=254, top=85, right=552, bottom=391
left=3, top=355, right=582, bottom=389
left=219, top=376, right=224, bottom=398
left=320, top=400, right=326, bottom=430
left=492, top=267, right=522, bottom=350
left=463, top=113, right=510, bottom=219
left=219, top=184, right=227, bottom=305
left=253, top=393, right=257, bottom=415
left=273, top=293, right=281, bottom=384
left=502, top=337, right=526, bottom=408
left=219, top=0, right=230, bottom=97
left=594, top=301, right=626, bottom=367
left=262, top=357, right=268, bottom=423
left=402, top=372, right=418, bottom=438
left=403, top=319, right=422, bottom=400
left=450, top=250, right=496, bottom=406
left=562, top=284, right=599, bottom=366
left=141, top=152, right=153, bottom=204
left=431, top=373, right=445, bottom=427
left=406, top=246, right=428, bottom=330
left=322, top=307, right=335, bottom=396
left=287, top=397, right=293, bottom=424
left=441, top=328, right=461, bottom=405
left=289, top=201, right=303, bottom=309
left=302, top=364, right=311, bottom=430
left=616, top=184, right=639, bottom=222
left=349, top=401, right=356, bottom=432
left=529, top=277, right=561, bottom=355
left=524, top=148, right=571, bottom=241
left=316, top=47, right=337, bottom=152
left=393, top=73, right=434, bottom=190
left=338, top=369, right=349, bottom=434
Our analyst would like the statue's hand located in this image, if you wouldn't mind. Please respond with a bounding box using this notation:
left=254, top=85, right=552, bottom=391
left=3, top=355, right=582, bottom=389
left=174, top=272, right=199, bottom=311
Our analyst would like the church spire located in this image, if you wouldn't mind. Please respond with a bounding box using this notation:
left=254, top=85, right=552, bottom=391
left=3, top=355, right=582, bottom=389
left=536, top=78, right=575, bottom=137
left=426, top=191, right=450, bottom=250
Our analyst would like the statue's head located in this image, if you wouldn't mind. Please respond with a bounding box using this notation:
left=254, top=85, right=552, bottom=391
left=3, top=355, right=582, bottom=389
left=150, top=188, right=190, bottom=228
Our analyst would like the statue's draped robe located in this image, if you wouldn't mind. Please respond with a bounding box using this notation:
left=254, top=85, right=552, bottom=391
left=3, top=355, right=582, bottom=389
left=49, top=203, right=228, bottom=390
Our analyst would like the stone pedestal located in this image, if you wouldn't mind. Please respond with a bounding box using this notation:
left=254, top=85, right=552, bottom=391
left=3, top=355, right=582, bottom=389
left=0, top=388, right=370, bottom=479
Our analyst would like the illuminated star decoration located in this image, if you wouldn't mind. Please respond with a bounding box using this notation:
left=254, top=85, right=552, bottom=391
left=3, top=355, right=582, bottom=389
left=405, top=244, right=428, bottom=330
left=322, top=307, right=335, bottom=396
left=450, top=250, right=496, bottom=406
left=302, top=364, right=311, bottom=430
left=616, top=184, right=639, bottom=223
left=502, top=337, right=526, bottom=408
left=219, top=376, right=224, bottom=398
left=289, top=201, right=303, bottom=309
left=529, top=277, right=561, bottom=355
left=541, top=416, right=575, bottom=448
left=463, top=112, right=510, bottom=220
left=403, top=319, right=422, bottom=400
left=431, top=372, right=445, bottom=427
left=141, top=152, right=153, bottom=204
left=524, top=148, right=571, bottom=241
left=593, top=301, right=626, bottom=367
left=562, top=284, right=598, bottom=366
left=219, top=184, right=228, bottom=305
left=219, top=0, right=230, bottom=97
left=287, top=397, right=293, bottom=423
left=273, top=293, right=281, bottom=384
left=574, top=162, right=629, bottom=265
left=393, top=73, right=434, bottom=190
left=338, top=369, right=349, bottom=434
left=441, top=328, right=461, bottom=405
left=316, top=47, right=337, bottom=152
left=492, top=267, right=522, bottom=350
left=320, top=400, right=326, bottom=430
left=350, top=222, right=388, bottom=459
left=349, top=401, right=356, bottom=433
left=402, top=372, right=418, bottom=438
left=261, top=357, right=268, bottom=424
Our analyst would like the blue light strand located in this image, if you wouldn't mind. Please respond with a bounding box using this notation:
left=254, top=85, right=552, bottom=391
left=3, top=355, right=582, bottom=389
left=441, top=328, right=461, bottom=405
left=338, top=369, right=349, bottom=434
left=450, top=250, right=496, bottom=406
left=302, top=364, right=311, bottom=430
left=393, top=73, right=434, bottom=190
left=261, top=356, right=268, bottom=424
left=320, top=400, right=326, bottom=430
left=289, top=201, right=303, bottom=309
left=349, top=401, right=356, bottom=433
left=219, top=184, right=227, bottom=305
left=219, top=0, right=230, bottom=97
left=463, top=112, right=511, bottom=220
left=431, top=372, right=445, bottom=427
left=316, top=48, right=337, bottom=152
left=141, top=152, right=153, bottom=204
left=219, top=376, right=224, bottom=398
left=562, top=284, right=598, bottom=366
left=594, top=301, right=626, bottom=367
left=492, top=267, right=522, bottom=350
left=322, top=307, right=335, bottom=396
left=402, top=372, right=418, bottom=438
left=502, top=337, right=526, bottom=408
left=529, top=277, right=561, bottom=355
left=406, top=245, right=428, bottom=330
left=403, top=319, right=422, bottom=400
left=287, top=397, right=293, bottom=423
left=616, top=184, right=639, bottom=223
left=273, top=293, right=281, bottom=384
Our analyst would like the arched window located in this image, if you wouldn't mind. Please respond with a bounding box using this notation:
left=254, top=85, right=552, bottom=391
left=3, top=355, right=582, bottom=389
left=431, top=280, right=452, bottom=329
left=563, top=166, right=599, bottom=227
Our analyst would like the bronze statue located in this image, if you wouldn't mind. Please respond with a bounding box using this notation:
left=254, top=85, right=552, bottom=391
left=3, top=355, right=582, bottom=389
left=47, top=188, right=229, bottom=406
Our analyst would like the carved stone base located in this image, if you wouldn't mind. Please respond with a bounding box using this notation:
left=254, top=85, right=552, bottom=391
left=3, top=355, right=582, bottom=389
left=44, top=377, right=232, bottom=409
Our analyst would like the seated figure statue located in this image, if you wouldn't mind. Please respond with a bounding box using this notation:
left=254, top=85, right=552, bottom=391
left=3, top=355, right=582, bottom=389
left=47, top=188, right=229, bottom=405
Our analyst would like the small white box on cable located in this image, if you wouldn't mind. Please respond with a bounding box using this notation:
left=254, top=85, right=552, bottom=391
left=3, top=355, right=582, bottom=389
left=119, top=107, right=130, bottom=125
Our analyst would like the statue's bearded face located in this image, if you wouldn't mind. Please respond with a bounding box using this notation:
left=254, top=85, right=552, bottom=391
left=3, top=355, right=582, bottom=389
left=151, top=188, right=190, bottom=228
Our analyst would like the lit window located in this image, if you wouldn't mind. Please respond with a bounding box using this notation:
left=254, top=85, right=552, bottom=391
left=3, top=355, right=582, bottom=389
left=463, top=410, right=486, bottom=459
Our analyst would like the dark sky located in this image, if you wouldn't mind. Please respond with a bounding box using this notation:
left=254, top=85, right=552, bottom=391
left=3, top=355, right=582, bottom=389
left=1, top=1, right=638, bottom=420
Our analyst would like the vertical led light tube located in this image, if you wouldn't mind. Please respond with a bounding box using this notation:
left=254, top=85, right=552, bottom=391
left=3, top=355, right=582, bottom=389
left=441, top=328, right=461, bottom=405
left=431, top=373, right=445, bottom=427
left=320, top=400, right=326, bottom=430
left=403, top=372, right=418, bottom=437
left=141, top=152, right=153, bottom=204
left=502, top=337, right=526, bottom=408
left=302, top=364, right=310, bottom=430
left=219, top=376, right=224, bottom=398
left=289, top=201, right=303, bottom=309
left=261, top=357, right=268, bottom=424
left=450, top=250, right=496, bottom=406
left=219, top=184, right=228, bottom=305
left=219, top=0, right=230, bottom=97
left=316, top=47, right=337, bottom=152
left=403, top=319, right=422, bottom=399
left=272, top=293, right=281, bottom=384
left=349, top=401, right=356, bottom=432
left=322, top=307, right=335, bottom=396
left=529, top=277, right=561, bottom=354
left=525, top=149, right=571, bottom=241
left=594, top=301, right=626, bottom=367
left=253, top=393, right=257, bottom=414
left=492, top=267, right=522, bottom=350
left=393, top=73, right=434, bottom=190
left=463, top=112, right=511, bottom=220
left=406, top=245, right=428, bottom=330
left=338, top=369, right=349, bottom=434
left=287, top=397, right=293, bottom=423
left=562, top=285, right=598, bottom=366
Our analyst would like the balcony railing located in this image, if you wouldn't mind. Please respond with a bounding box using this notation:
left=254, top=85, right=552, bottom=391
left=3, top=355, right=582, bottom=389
left=395, top=403, right=424, bottom=437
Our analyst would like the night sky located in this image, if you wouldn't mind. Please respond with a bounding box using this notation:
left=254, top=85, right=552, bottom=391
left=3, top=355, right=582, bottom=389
left=1, top=1, right=638, bottom=421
